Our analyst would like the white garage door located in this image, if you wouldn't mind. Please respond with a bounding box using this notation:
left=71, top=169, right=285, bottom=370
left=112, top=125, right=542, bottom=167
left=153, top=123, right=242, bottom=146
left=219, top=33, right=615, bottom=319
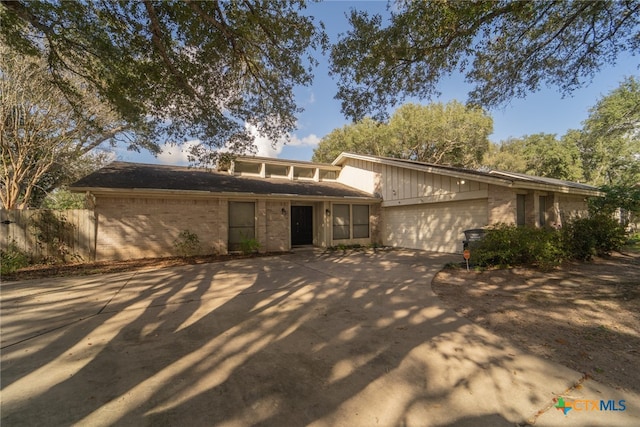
left=382, top=199, right=488, bottom=253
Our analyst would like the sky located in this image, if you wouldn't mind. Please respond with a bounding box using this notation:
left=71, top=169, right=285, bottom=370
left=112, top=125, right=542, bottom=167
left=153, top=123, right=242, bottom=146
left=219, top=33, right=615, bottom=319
left=116, top=1, right=639, bottom=166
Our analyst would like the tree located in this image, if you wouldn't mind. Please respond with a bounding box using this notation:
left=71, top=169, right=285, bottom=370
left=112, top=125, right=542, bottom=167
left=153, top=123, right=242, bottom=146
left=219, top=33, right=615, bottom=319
left=0, top=1, right=324, bottom=160
left=311, top=117, right=390, bottom=163
left=576, top=76, right=640, bottom=186
left=1, top=44, right=143, bottom=209
left=484, top=133, right=583, bottom=181
left=330, top=1, right=640, bottom=120
left=483, top=138, right=529, bottom=174
left=312, top=101, right=492, bottom=167
left=388, top=102, right=492, bottom=167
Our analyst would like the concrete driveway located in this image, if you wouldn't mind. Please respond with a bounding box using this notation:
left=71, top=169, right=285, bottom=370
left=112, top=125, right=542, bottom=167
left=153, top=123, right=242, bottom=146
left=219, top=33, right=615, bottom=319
left=2, top=249, right=638, bottom=426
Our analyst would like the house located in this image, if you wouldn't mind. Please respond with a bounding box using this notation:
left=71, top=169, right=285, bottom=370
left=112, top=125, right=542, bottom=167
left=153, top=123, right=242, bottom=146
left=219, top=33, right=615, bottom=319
left=70, top=153, right=601, bottom=260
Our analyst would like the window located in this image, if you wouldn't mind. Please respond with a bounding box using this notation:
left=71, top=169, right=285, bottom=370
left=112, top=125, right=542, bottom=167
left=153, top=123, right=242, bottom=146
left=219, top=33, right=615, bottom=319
left=234, top=162, right=261, bottom=174
left=319, top=170, right=337, bottom=180
left=352, top=205, right=370, bottom=238
left=516, top=194, right=526, bottom=227
left=229, top=202, right=255, bottom=251
left=265, top=164, right=288, bottom=177
left=539, top=196, right=547, bottom=226
left=332, top=204, right=350, bottom=240
left=332, top=204, right=370, bottom=240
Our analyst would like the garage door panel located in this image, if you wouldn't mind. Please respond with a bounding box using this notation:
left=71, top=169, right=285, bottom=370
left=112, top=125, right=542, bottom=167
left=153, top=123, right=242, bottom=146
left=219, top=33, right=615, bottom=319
left=382, top=200, right=488, bottom=253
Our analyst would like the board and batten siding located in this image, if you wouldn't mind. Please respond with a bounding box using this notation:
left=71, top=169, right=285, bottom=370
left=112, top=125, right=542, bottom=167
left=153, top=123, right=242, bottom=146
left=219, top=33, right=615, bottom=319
left=378, top=163, right=488, bottom=204
left=336, top=158, right=382, bottom=195
left=337, top=158, right=490, bottom=253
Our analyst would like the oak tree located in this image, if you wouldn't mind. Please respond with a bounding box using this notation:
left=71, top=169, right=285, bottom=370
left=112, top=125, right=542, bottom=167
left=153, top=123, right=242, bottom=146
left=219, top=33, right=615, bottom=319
left=313, top=101, right=493, bottom=168
left=1, top=0, right=324, bottom=159
left=331, top=0, right=640, bottom=120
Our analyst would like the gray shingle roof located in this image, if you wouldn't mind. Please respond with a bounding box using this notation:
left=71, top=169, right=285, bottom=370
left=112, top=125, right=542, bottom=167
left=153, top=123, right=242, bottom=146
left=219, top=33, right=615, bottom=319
left=70, top=162, right=376, bottom=199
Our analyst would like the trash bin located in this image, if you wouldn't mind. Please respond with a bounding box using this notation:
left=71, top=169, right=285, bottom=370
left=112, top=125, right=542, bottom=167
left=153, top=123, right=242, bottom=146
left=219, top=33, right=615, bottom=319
left=462, top=228, right=486, bottom=251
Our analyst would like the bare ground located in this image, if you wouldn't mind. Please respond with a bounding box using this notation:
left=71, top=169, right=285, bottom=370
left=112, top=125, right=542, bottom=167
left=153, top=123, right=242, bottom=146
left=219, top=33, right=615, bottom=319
left=432, top=251, right=640, bottom=394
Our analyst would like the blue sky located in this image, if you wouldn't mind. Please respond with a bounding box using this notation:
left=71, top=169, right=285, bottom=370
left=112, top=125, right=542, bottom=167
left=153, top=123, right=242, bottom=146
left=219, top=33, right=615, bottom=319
left=118, top=1, right=639, bottom=165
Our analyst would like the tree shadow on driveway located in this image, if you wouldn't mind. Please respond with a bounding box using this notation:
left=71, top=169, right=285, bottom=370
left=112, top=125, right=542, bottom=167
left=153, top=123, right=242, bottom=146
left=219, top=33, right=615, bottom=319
left=2, top=250, right=629, bottom=426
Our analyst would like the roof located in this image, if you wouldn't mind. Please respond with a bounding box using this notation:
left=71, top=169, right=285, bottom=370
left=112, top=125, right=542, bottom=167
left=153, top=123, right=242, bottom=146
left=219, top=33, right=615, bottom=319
left=333, top=153, right=602, bottom=196
left=70, top=162, right=377, bottom=200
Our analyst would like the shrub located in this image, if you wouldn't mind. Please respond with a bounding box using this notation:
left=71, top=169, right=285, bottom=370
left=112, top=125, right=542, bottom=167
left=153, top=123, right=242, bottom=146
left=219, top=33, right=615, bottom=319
left=472, top=224, right=565, bottom=270
left=173, top=230, right=201, bottom=257
left=1, top=241, right=31, bottom=275
left=239, top=236, right=260, bottom=255
left=561, top=214, right=626, bottom=260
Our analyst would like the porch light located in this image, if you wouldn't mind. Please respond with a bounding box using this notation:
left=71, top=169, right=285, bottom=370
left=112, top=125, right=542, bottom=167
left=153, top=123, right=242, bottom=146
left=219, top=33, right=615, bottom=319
left=325, top=209, right=331, bottom=217
left=281, top=208, right=288, bottom=216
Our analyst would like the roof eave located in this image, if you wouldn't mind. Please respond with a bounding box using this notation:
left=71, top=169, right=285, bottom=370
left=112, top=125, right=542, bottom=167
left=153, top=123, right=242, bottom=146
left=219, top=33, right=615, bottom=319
left=70, top=186, right=380, bottom=202
left=334, top=152, right=514, bottom=186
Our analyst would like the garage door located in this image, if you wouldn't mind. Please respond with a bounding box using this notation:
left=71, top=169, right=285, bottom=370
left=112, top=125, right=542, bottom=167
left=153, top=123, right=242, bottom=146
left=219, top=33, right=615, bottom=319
left=382, top=199, right=488, bottom=253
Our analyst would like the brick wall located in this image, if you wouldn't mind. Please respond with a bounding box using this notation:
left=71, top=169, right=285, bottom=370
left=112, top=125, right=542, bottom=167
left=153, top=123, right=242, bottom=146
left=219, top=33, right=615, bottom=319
left=94, top=196, right=295, bottom=260
left=265, top=200, right=289, bottom=252
left=487, top=185, right=515, bottom=225
left=95, top=196, right=223, bottom=260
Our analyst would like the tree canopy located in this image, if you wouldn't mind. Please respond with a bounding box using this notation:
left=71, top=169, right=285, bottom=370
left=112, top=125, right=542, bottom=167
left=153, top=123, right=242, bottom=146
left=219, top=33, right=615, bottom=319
left=0, top=0, right=324, bottom=160
left=1, top=44, right=133, bottom=209
left=577, top=76, right=640, bottom=186
left=312, top=101, right=492, bottom=167
left=483, top=76, right=639, bottom=185
left=483, top=133, right=584, bottom=182
left=331, top=0, right=640, bottom=121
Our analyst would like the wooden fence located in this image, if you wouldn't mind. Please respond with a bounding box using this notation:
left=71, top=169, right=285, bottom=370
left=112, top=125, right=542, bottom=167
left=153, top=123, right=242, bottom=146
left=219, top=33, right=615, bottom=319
left=1, top=209, right=96, bottom=262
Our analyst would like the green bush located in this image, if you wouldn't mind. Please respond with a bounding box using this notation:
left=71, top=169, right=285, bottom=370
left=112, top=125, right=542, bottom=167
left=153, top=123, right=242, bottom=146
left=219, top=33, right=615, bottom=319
left=472, top=224, right=565, bottom=270
left=173, top=230, right=201, bottom=257
left=239, top=236, right=260, bottom=255
left=1, top=241, right=31, bottom=275
left=561, top=214, right=626, bottom=260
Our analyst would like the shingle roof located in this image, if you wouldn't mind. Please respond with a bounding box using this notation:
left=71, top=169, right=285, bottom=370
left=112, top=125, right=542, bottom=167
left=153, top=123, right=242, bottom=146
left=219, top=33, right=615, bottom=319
left=70, top=161, right=376, bottom=199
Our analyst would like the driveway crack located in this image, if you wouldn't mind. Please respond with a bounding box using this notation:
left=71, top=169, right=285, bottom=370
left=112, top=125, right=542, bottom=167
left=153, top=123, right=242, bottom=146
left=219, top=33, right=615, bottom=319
left=523, top=373, right=591, bottom=425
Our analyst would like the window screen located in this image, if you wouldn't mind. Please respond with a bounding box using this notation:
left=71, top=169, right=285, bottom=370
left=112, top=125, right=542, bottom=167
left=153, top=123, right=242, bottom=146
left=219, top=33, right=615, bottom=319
left=516, top=195, right=526, bottom=227
left=332, top=204, right=350, bottom=240
left=229, top=202, right=255, bottom=251
left=352, top=205, right=369, bottom=238
left=539, top=196, right=547, bottom=226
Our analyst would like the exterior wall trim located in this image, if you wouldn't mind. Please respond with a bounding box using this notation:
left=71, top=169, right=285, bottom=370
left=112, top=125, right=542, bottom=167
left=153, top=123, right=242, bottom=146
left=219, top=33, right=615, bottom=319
left=381, top=189, right=488, bottom=207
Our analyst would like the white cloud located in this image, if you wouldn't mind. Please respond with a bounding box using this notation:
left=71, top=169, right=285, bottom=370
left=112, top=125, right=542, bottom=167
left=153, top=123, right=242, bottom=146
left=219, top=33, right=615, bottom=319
left=155, top=129, right=322, bottom=165
left=248, top=125, right=321, bottom=158
left=157, top=140, right=201, bottom=165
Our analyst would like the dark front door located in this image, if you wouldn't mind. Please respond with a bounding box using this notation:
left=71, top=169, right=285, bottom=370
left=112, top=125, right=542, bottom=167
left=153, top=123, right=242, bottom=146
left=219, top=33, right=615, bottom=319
left=291, top=206, right=313, bottom=246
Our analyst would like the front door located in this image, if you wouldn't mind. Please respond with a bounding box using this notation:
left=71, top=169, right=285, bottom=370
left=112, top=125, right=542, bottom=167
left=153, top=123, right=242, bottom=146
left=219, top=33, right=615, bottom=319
left=291, top=206, right=313, bottom=246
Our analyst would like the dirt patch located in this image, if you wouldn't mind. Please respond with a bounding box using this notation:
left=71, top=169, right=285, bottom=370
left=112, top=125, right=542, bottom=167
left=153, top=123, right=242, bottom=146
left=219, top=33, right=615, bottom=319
left=432, top=251, right=640, bottom=393
left=2, top=252, right=289, bottom=282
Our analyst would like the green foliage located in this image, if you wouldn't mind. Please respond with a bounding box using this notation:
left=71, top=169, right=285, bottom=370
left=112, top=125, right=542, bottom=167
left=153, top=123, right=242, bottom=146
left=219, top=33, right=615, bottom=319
left=1, top=240, right=31, bottom=275
left=474, top=216, right=627, bottom=269
left=239, top=236, right=261, bottom=255
left=484, top=133, right=584, bottom=181
left=331, top=1, right=639, bottom=120
left=576, top=76, right=640, bottom=186
left=312, top=118, right=390, bottom=163
left=29, top=210, right=80, bottom=263
left=472, top=224, right=565, bottom=270
left=561, top=215, right=627, bottom=260
left=589, top=184, right=640, bottom=217
left=40, top=188, right=85, bottom=210
left=1, top=1, right=324, bottom=164
left=0, top=44, right=126, bottom=209
left=173, top=230, right=201, bottom=257
left=313, top=101, right=493, bottom=167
